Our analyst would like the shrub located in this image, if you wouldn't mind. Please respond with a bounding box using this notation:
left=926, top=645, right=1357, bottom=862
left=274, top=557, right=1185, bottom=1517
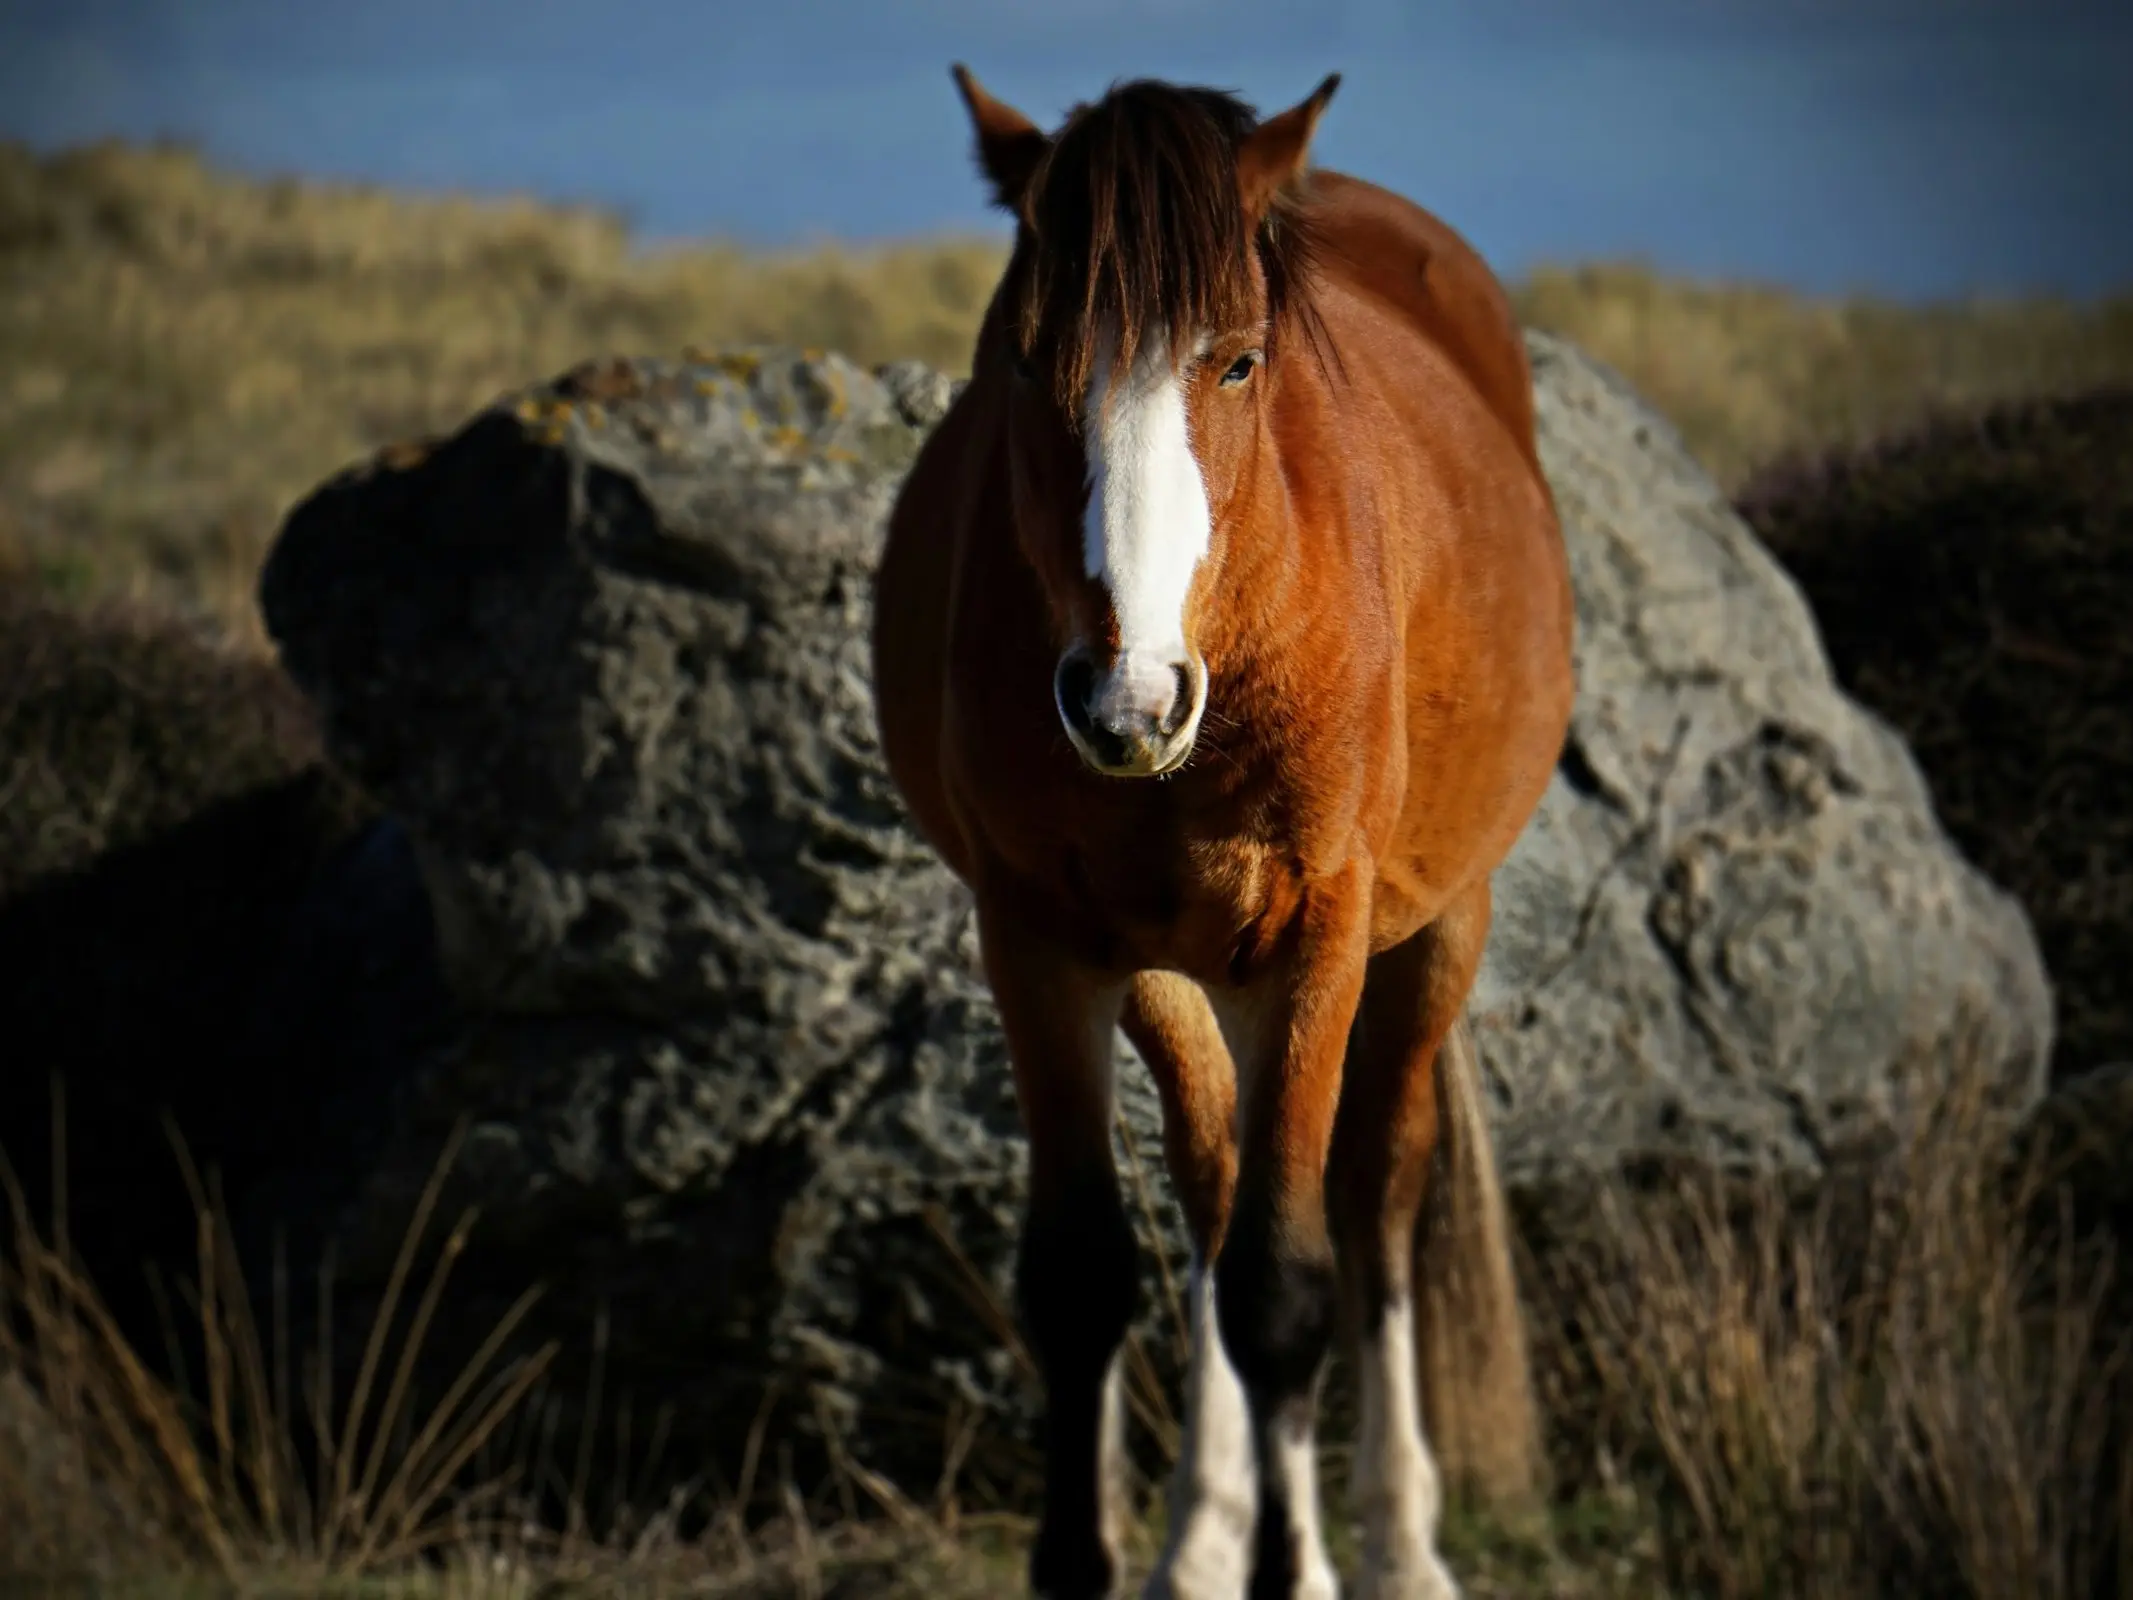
left=0, top=583, right=381, bottom=1353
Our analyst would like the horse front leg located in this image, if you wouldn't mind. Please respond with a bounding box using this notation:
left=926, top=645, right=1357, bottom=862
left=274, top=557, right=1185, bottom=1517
left=1326, top=886, right=1494, bottom=1600
left=1124, top=971, right=1253, bottom=1600
left=1211, top=860, right=1375, bottom=1600
left=978, top=901, right=1141, bottom=1600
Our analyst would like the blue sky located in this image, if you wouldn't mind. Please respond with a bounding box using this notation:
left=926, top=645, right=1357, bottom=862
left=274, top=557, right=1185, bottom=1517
left=3, top=0, right=2129, bottom=300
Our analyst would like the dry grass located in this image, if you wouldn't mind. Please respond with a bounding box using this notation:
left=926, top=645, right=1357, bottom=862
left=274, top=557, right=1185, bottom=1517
left=1523, top=1059, right=2132, bottom=1600
left=0, top=1102, right=1035, bottom=1600
left=0, top=140, right=1005, bottom=643
left=1515, top=263, right=2133, bottom=491
left=5, top=140, right=2132, bottom=642
left=0, top=1108, right=561, bottom=1589
left=6, top=1056, right=2125, bottom=1597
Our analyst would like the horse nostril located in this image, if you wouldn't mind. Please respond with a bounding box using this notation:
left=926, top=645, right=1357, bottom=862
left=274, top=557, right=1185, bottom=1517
left=1054, top=652, right=1100, bottom=734
left=1159, top=662, right=1195, bottom=737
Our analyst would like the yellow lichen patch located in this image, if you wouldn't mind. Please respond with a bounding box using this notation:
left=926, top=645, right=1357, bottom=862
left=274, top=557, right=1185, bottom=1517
left=579, top=401, right=608, bottom=431
left=628, top=410, right=683, bottom=454
left=513, top=394, right=575, bottom=432
left=768, top=425, right=806, bottom=454
left=819, top=368, right=848, bottom=420
left=819, top=445, right=858, bottom=464
left=737, top=408, right=760, bottom=431
left=717, top=351, right=762, bottom=382
left=692, top=375, right=725, bottom=397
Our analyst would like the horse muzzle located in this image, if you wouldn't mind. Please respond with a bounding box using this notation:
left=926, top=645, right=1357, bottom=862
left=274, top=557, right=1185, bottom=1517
left=1053, top=644, right=1207, bottom=778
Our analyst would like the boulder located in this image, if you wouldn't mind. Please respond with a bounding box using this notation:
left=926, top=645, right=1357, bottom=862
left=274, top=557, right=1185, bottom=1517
left=1474, top=337, right=2054, bottom=1191
left=253, top=333, right=2052, bottom=1494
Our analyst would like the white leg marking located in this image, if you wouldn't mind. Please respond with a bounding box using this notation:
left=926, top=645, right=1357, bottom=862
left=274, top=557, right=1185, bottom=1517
left=1099, top=1349, right=1133, bottom=1565
left=1080, top=321, right=1213, bottom=733
left=1353, top=1298, right=1459, bottom=1600
left=1268, top=1389, right=1341, bottom=1600
left=1144, top=1257, right=1256, bottom=1599
left=1202, top=988, right=1339, bottom=1595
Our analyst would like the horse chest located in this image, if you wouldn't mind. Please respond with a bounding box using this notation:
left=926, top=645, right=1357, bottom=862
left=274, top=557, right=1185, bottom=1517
left=975, top=783, right=1312, bottom=983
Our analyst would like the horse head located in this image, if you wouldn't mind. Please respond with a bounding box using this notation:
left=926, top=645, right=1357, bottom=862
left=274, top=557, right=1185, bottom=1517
left=952, top=65, right=1340, bottom=779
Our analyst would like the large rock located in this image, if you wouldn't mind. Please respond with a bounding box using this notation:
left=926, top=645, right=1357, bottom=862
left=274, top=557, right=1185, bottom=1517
left=1473, top=337, right=2053, bottom=1190
left=254, top=333, right=2052, bottom=1493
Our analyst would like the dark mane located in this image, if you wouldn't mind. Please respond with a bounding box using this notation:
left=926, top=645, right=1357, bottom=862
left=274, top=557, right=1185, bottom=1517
left=1012, top=79, right=1325, bottom=413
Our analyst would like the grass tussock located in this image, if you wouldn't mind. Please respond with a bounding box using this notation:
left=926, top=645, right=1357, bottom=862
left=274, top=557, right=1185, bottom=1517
left=0, top=1112, right=562, bottom=1589
left=0, top=584, right=397, bottom=1378
left=1525, top=1058, right=2132, bottom=1600
left=5, top=141, right=2133, bottom=639
left=0, top=1107, right=1043, bottom=1599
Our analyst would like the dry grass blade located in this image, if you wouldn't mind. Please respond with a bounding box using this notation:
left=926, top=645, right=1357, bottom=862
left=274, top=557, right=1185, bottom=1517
left=323, top=1115, right=470, bottom=1560
left=353, top=1283, right=557, bottom=1567
left=920, top=1203, right=1034, bottom=1388
left=1, top=1140, right=243, bottom=1575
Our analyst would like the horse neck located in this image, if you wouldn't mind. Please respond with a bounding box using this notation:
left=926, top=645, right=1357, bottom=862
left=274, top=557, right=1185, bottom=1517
left=1204, top=403, right=1344, bottom=680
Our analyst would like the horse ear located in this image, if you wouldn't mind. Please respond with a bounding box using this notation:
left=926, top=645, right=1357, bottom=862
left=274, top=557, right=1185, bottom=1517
left=1237, top=72, right=1341, bottom=220
left=951, top=64, right=1050, bottom=216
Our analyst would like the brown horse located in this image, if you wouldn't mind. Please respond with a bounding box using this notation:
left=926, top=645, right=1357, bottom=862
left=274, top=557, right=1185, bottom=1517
left=871, top=64, right=1574, bottom=1600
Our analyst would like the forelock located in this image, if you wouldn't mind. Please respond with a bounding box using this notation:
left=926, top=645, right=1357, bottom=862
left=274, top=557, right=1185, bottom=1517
left=1009, top=80, right=1320, bottom=416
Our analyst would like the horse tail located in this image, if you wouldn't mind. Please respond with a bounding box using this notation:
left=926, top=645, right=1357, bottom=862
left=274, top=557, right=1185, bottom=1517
left=1415, top=1014, right=1547, bottom=1516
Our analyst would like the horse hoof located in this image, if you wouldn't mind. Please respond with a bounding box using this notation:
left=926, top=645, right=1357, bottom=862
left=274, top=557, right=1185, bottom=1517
left=1141, top=1543, right=1251, bottom=1599
left=1031, top=1529, right=1122, bottom=1600
left=1353, top=1559, right=1459, bottom=1600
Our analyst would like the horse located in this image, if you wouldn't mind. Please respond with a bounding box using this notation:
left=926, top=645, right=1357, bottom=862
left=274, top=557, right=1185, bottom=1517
left=870, top=64, right=1575, bottom=1600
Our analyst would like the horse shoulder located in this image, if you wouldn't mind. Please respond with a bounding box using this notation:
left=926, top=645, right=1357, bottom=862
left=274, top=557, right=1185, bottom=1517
left=1296, top=177, right=1572, bottom=921
left=874, top=378, right=995, bottom=883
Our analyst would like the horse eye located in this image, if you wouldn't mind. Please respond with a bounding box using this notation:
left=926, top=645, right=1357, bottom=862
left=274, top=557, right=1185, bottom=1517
left=1219, top=350, right=1262, bottom=387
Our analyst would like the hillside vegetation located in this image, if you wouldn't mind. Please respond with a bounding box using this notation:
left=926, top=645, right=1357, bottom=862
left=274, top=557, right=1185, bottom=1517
left=6, top=139, right=2133, bottom=640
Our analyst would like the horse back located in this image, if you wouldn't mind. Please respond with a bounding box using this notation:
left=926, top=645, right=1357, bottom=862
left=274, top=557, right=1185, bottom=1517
left=1306, top=170, right=1545, bottom=486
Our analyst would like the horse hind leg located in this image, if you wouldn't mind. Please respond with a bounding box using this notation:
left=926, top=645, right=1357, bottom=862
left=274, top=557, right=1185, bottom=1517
left=1123, top=972, right=1256, bottom=1600
left=1328, top=882, right=1540, bottom=1600
left=979, top=904, right=1143, bottom=1599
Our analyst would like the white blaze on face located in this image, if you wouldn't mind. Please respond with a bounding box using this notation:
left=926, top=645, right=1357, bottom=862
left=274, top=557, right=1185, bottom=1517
left=1080, top=322, right=1211, bottom=711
